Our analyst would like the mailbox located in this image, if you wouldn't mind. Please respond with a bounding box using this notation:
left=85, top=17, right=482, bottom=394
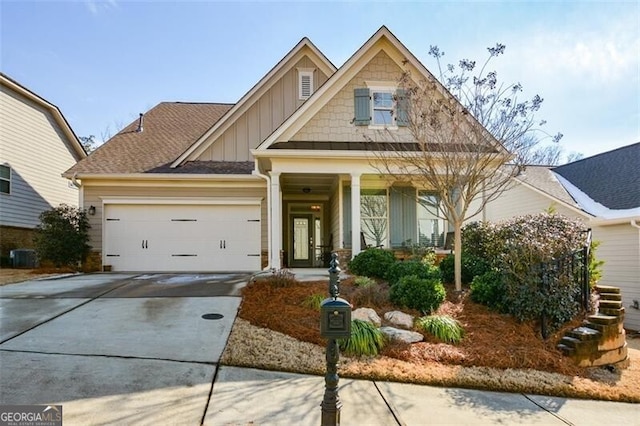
left=320, top=297, right=352, bottom=339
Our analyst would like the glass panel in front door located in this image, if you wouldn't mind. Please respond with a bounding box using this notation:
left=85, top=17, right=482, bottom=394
left=293, top=218, right=309, bottom=260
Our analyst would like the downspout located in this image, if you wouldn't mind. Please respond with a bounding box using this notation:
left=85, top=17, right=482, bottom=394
left=631, top=220, right=640, bottom=230
left=71, top=172, right=84, bottom=210
left=253, top=160, right=272, bottom=270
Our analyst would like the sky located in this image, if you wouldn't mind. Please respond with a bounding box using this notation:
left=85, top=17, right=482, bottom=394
left=1, top=1, right=639, bottom=161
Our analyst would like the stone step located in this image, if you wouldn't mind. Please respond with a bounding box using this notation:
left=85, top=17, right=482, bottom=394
left=584, top=321, right=624, bottom=338
left=559, top=336, right=581, bottom=349
left=568, top=326, right=601, bottom=341
left=599, top=293, right=622, bottom=301
left=595, top=285, right=620, bottom=294
left=557, top=343, right=575, bottom=356
left=599, top=306, right=625, bottom=317
left=588, top=314, right=619, bottom=326
left=599, top=300, right=623, bottom=310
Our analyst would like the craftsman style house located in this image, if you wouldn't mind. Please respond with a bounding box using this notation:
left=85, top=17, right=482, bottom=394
left=65, top=26, right=502, bottom=273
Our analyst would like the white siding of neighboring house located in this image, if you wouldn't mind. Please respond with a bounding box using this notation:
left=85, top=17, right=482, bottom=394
left=0, top=84, right=81, bottom=229
left=594, top=223, right=640, bottom=332
left=482, top=182, right=587, bottom=223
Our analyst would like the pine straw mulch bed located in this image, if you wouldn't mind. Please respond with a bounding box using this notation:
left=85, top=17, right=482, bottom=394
left=221, top=277, right=640, bottom=403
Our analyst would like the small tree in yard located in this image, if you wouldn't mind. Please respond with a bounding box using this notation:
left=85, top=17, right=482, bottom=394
left=34, top=204, right=90, bottom=268
left=369, top=43, right=562, bottom=291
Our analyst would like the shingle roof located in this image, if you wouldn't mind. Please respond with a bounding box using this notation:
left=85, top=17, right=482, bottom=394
left=148, top=161, right=254, bottom=174
left=553, top=143, right=640, bottom=210
left=516, top=166, right=579, bottom=207
left=65, top=102, right=233, bottom=175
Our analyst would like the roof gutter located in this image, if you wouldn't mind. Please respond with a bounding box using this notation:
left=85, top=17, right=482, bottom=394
left=64, top=173, right=263, bottom=181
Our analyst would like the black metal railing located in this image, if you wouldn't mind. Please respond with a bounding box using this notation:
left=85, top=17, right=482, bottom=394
left=539, top=229, right=592, bottom=339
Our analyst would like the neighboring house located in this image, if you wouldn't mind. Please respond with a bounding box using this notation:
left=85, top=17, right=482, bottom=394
left=66, top=26, right=494, bottom=274
left=0, top=73, right=86, bottom=260
left=484, top=143, right=640, bottom=331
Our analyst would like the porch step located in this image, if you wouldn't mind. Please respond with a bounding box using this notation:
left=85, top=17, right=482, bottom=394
left=559, top=336, right=581, bottom=349
left=557, top=343, right=575, bottom=356
left=599, top=306, right=625, bottom=317
left=567, top=327, right=601, bottom=341
left=595, top=285, right=620, bottom=294
left=599, top=300, right=623, bottom=310
left=599, top=293, right=622, bottom=301
left=588, top=314, right=619, bottom=326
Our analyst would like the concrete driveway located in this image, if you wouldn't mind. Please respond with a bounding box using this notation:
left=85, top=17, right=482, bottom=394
left=0, top=272, right=250, bottom=425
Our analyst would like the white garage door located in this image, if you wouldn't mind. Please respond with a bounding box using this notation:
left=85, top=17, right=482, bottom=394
left=103, top=204, right=261, bottom=272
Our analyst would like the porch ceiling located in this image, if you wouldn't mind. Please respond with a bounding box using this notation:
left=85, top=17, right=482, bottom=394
left=280, top=173, right=337, bottom=195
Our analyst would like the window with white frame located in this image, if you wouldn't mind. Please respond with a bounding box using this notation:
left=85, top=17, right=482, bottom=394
left=417, top=191, right=445, bottom=247
left=353, top=85, right=408, bottom=127
left=298, top=69, right=314, bottom=100
left=371, top=90, right=395, bottom=126
left=0, top=165, right=10, bottom=195
left=361, top=189, right=388, bottom=248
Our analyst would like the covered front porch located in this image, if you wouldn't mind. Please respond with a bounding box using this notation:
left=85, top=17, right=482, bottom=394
left=259, top=160, right=447, bottom=270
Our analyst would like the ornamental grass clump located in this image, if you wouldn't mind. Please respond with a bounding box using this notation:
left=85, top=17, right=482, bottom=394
left=416, top=315, right=464, bottom=344
left=301, top=293, right=325, bottom=311
left=339, top=319, right=385, bottom=357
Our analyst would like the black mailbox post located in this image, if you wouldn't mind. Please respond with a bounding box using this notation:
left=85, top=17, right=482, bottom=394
left=320, top=253, right=351, bottom=426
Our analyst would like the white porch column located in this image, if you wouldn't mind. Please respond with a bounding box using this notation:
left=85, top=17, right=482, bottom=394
left=351, top=173, right=362, bottom=257
left=270, top=171, right=282, bottom=269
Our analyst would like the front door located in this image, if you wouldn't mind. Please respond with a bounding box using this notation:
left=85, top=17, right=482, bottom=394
left=290, top=214, right=314, bottom=267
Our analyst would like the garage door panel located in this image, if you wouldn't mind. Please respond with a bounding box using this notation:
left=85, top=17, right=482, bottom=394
left=103, top=204, right=261, bottom=272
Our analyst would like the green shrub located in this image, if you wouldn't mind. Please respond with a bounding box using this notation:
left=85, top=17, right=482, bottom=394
left=348, top=248, right=396, bottom=279
left=354, top=276, right=376, bottom=287
left=389, top=275, right=446, bottom=314
left=301, top=293, right=324, bottom=310
left=386, top=259, right=441, bottom=286
left=339, top=319, right=384, bottom=357
left=34, top=204, right=90, bottom=268
left=462, top=214, right=598, bottom=332
left=470, top=270, right=507, bottom=312
left=439, top=253, right=491, bottom=285
left=415, top=315, right=464, bottom=344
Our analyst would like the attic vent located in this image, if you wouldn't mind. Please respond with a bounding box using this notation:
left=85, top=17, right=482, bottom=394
left=136, top=113, right=144, bottom=133
left=298, top=69, right=314, bottom=100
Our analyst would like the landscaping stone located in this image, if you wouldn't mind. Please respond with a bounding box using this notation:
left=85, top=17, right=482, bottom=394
left=384, top=311, right=414, bottom=330
left=352, top=308, right=381, bottom=327
left=379, top=327, right=424, bottom=344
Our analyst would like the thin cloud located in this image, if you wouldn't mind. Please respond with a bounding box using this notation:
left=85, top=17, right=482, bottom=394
left=520, top=17, right=639, bottom=84
left=85, top=0, right=118, bottom=16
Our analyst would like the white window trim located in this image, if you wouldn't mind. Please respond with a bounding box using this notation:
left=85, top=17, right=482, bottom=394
left=297, top=68, right=314, bottom=100
left=0, top=164, right=11, bottom=195
left=367, top=84, right=399, bottom=129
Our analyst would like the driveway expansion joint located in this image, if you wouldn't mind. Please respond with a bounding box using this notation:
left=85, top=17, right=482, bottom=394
left=0, top=348, right=218, bottom=366
left=523, top=394, right=575, bottom=426
left=373, top=380, right=404, bottom=426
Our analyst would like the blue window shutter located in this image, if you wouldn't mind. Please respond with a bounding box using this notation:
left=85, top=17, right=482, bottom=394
left=354, top=88, right=370, bottom=126
left=390, top=186, right=417, bottom=248
left=396, top=89, right=409, bottom=127
left=343, top=186, right=352, bottom=248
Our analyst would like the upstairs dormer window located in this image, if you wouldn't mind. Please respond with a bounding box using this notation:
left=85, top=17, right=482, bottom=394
left=298, top=69, right=314, bottom=100
left=353, top=84, right=409, bottom=128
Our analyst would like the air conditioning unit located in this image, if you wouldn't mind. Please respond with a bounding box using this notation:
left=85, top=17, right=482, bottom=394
left=10, top=249, right=38, bottom=268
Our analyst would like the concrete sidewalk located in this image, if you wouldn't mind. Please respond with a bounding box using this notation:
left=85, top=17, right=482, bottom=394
left=1, top=273, right=638, bottom=425
left=206, top=366, right=639, bottom=425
